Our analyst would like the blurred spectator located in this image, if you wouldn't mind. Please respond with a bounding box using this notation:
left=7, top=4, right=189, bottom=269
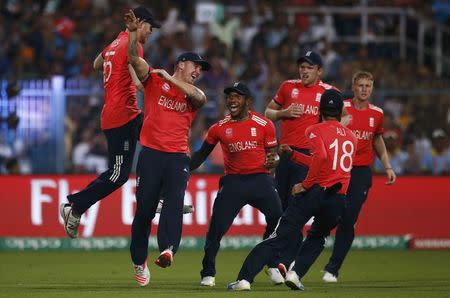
left=421, top=128, right=450, bottom=175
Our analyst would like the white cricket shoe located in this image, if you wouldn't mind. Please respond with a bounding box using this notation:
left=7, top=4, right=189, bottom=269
left=323, top=271, right=338, bottom=283
left=155, top=248, right=173, bottom=268
left=284, top=270, right=305, bottom=291
left=227, top=279, right=251, bottom=291
left=59, top=203, right=80, bottom=238
left=265, top=267, right=284, bottom=285
left=200, top=276, right=215, bottom=287
left=155, top=199, right=195, bottom=214
left=133, top=261, right=150, bottom=287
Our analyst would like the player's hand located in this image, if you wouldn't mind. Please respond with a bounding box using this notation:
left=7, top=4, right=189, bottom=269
left=264, top=152, right=280, bottom=169
left=278, top=144, right=293, bottom=157
left=385, top=168, right=396, bottom=185
left=291, top=183, right=306, bottom=196
left=282, top=104, right=302, bottom=119
left=124, top=9, right=142, bottom=32
left=150, top=69, right=172, bottom=81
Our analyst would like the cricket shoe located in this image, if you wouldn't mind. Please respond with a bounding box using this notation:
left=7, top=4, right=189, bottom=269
left=322, top=271, right=338, bottom=283
left=155, top=200, right=195, bottom=214
left=284, top=270, right=305, bottom=291
left=59, top=203, right=80, bottom=238
left=265, top=267, right=284, bottom=285
left=227, top=279, right=251, bottom=291
left=133, top=260, right=150, bottom=286
left=200, top=276, right=215, bottom=287
left=155, top=249, right=173, bottom=268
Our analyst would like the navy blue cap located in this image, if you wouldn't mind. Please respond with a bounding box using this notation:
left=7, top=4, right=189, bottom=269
left=224, top=82, right=252, bottom=97
left=297, top=50, right=323, bottom=67
left=176, top=52, right=211, bottom=71
left=133, top=6, right=161, bottom=28
left=319, top=89, right=343, bottom=112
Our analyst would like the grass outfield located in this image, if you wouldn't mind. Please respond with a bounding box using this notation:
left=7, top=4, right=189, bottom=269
left=1, top=250, right=450, bottom=297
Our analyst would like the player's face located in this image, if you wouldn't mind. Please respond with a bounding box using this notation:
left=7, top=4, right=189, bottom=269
left=226, top=92, right=249, bottom=119
left=180, top=61, right=202, bottom=84
left=352, top=78, right=373, bottom=102
left=138, top=22, right=152, bottom=44
left=299, top=62, right=322, bottom=87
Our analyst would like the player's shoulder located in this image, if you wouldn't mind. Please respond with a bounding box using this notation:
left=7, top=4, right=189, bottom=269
left=318, top=81, right=338, bottom=91
left=217, top=115, right=232, bottom=126
left=281, top=79, right=301, bottom=89
left=368, top=103, right=384, bottom=115
left=250, top=112, right=271, bottom=127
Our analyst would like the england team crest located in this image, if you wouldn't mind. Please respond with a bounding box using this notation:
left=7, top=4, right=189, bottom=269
left=162, top=83, right=171, bottom=92
left=291, top=88, right=299, bottom=99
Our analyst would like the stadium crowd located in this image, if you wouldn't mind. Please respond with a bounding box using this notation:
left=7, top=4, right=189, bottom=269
left=1, top=0, right=450, bottom=175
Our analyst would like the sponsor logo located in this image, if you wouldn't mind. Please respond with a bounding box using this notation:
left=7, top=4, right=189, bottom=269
left=291, top=88, right=299, bottom=99
left=309, top=132, right=316, bottom=139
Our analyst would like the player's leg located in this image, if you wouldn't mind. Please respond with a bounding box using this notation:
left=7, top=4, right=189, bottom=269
left=324, top=166, right=372, bottom=278
left=130, top=147, right=164, bottom=266
left=275, top=155, right=291, bottom=211
left=247, top=174, right=284, bottom=284
left=68, top=114, right=142, bottom=215
left=293, top=192, right=346, bottom=279
left=234, top=186, right=320, bottom=285
left=155, top=153, right=190, bottom=267
left=201, top=175, right=245, bottom=280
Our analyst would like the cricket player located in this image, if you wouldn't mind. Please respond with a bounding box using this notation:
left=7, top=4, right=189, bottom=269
left=264, top=50, right=340, bottom=271
left=228, top=89, right=357, bottom=291
left=321, top=71, right=396, bottom=282
left=189, top=82, right=283, bottom=287
left=124, top=10, right=210, bottom=286
left=60, top=6, right=160, bottom=238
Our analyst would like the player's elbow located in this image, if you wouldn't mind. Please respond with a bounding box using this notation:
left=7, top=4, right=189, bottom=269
left=264, top=108, right=276, bottom=120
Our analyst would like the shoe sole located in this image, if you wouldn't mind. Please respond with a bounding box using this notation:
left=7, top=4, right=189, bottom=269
left=155, top=253, right=172, bottom=268
left=200, top=282, right=215, bottom=287
left=285, top=280, right=304, bottom=291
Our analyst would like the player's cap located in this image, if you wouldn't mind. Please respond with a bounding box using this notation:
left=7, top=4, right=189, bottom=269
left=432, top=128, right=447, bottom=139
left=133, top=6, right=161, bottom=28
left=224, top=82, right=252, bottom=97
left=176, top=52, right=211, bottom=71
left=319, top=89, right=343, bottom=112
left=297, top=51, right=323, bottom=67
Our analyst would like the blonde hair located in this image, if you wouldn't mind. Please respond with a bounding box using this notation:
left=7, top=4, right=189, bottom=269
left=352, top=71, right=374, bottom=85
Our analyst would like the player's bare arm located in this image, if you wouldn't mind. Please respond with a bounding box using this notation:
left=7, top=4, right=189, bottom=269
left=264, top=147, right=280, bottom=169
left=340, top=107, right=350, bottom=126
left=265, top=100, right=302, bottom=121
left=125, top=10, right=149, bottom=82
left=128, top=64, right=144, bottom=92
left=373, top=134, right=396, bottom=185
left=93, top=53, right=103, bottom=71
left=150, top=68, right=207, bottom=109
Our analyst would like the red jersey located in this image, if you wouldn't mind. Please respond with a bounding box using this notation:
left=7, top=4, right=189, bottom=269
left=140, top=70, right=198, bottom=153
left=101, top=31, right=143, bottom=129
left=343, top=100, right=384, bottom=166
left=205, top=112, right=278, bottom=175
left=273, top=80, right=337, bottom=149
left=293, top=120, right=357, bottom=194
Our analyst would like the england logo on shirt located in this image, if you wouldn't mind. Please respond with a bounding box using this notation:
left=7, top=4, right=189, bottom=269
left=369, top=117, right=374, bottom=127
left=162, top=83, right=170, bottom=92
left=226, top=128, right=233, bottom=138
left=251, top=127, right=257, bottom=137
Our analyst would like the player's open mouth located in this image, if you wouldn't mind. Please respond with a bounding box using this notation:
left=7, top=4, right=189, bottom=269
left=229, top=105, right=239, bottom=113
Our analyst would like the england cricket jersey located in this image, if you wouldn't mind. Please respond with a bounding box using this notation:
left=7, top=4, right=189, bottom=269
left=273, top=80, right=337, bottom=149
left=298, top=120, right=357, bottom=194
left=101, top=31, right=143, bottom=129
left=205, top=112, right=277, bottom=175
left=140, top=70, right=198, bottom=153
left=343, top=100, right=384, bottom=166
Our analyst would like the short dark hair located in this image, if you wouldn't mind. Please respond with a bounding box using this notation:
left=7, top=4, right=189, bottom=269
left=320, top=108, right=341, bottom=121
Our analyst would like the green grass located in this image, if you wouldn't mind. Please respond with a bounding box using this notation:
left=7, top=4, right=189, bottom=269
left=1, top=250, right=450, bottom=297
